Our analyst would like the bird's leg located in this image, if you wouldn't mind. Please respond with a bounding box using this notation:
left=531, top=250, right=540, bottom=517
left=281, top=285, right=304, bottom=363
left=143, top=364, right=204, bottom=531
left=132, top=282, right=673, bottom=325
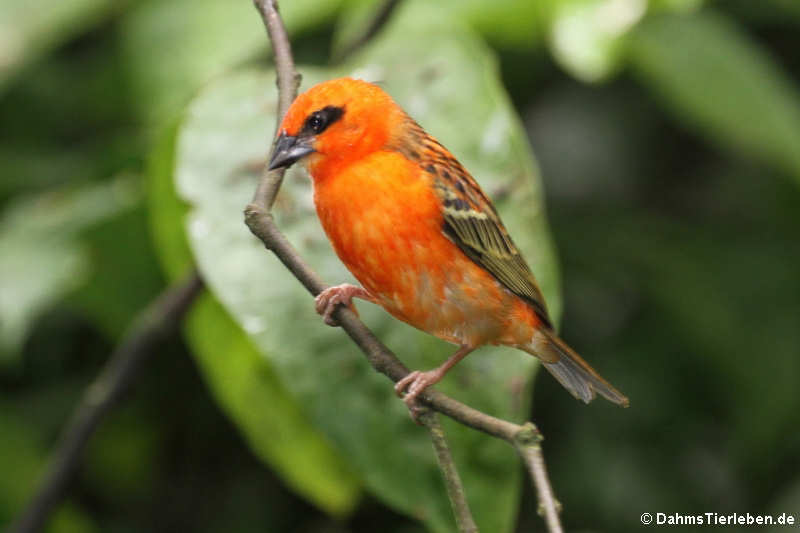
left=314, top=283, right=374, bottom=326
left=394, top=345, right=476, bottom=415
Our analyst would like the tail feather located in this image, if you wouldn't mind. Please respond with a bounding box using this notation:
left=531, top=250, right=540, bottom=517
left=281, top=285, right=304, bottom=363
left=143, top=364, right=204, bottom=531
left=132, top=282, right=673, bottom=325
left=526, top=330, right=629, bottom=407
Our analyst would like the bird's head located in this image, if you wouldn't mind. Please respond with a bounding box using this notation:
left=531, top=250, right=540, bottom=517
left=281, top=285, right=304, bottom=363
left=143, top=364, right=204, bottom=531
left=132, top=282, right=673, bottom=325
left=268, top=78, right=403, bottom=177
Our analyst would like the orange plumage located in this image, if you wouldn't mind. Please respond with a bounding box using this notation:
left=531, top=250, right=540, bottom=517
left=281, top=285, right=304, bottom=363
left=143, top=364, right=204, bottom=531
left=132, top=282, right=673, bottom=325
left=268, top=78, right=628, bottom=410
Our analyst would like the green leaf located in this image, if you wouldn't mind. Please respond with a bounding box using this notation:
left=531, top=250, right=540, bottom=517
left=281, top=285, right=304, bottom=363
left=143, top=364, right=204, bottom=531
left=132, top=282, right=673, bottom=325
left=120, top=0, right=343, bottom=125
left=0, top=236, right=86, bottom=362
left=146, top=121, right=195, bottom=280
left=548, top=0, right=647, bottom=82
left=627, top=10, right=800, bottom=183
left=185, top=292, right=362, bottom=516
left=0, top=176, right=140, bottom=363
left=545, top=0, right=704, bottom=83
left=146, top=122, right=361, bottom=517
left=0, top=0, right=115, bottom=91
left=173, top=3, right=559, bottom=531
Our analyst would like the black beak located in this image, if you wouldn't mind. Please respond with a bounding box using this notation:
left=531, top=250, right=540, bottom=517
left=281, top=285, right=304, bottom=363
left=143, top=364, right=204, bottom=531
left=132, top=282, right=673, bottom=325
left=268, top=132, right=315, bottom=170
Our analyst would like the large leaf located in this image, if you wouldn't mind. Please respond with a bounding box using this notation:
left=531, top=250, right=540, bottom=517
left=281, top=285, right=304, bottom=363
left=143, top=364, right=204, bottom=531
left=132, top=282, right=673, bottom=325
left=185, top=292, right=362, bottom=517
left=173, top=3, right=560, bottom=531
left=146, top=122, right=195, bottom=280
left=146, top=124, right=361, bottom=516
left=627, top=10, right=800, bottom=183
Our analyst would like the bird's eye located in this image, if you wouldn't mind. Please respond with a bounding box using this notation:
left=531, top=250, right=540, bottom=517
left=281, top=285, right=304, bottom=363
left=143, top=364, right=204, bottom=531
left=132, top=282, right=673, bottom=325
left=308, top=114, right=326, bottom=134
left=302, top=105, right=344, bottom=136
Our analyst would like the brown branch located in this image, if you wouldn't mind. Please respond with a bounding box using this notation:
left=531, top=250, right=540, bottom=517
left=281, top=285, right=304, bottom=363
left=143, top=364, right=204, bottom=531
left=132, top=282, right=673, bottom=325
left=419, top=411, right=479, bottom=533
left=9, top=273, right=204, bottom=533
left=252, top=0, right=301, bottom=210
left=245, top=2, right=564, bottom=532
left=514, top=424, right=564, bottom=533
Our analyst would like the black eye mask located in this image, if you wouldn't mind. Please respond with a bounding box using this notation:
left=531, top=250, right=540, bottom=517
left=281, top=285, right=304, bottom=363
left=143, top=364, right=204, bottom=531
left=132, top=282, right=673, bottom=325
left=301, top=105, right=345, bottom=135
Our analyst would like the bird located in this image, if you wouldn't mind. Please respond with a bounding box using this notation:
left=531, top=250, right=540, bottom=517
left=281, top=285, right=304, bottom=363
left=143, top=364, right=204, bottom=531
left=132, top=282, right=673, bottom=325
left=267, top=77, right=628, bottom=413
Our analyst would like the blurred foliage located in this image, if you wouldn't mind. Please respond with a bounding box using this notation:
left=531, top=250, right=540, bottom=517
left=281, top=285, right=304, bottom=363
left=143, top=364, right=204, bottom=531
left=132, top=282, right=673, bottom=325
left=0, top=176, right=147, bottom=363
left=1, top=0, right=799, bottom=532
left=0, top=0, right=118, bottom=92
left=628, top=10, right=800, bottom=182
left=120, top=0, right=351, bottom=125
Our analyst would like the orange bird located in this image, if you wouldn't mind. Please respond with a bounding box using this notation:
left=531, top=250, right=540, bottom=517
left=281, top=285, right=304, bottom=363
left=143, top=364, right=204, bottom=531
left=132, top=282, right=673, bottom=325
left=268, top=78, right=628, bottom=411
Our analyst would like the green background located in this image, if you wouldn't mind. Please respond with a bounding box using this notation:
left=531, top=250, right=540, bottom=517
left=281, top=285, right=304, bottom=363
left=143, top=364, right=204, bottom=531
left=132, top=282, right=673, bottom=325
left=1, top=0, right=799, bottom=531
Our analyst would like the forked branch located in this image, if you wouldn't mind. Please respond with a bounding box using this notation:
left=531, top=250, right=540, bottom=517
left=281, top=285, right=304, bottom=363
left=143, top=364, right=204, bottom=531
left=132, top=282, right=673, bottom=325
left=246, top=2, right=563, bottom=532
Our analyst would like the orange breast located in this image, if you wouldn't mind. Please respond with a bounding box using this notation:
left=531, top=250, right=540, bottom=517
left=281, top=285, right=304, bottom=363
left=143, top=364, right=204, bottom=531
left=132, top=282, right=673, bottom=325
left=311, top=151, right=538, bottom=347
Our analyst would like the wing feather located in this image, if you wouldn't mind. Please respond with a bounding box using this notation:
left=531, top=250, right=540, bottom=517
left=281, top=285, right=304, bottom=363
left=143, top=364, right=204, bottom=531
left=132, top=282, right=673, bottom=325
left=390, top=118, right=553, bottom=329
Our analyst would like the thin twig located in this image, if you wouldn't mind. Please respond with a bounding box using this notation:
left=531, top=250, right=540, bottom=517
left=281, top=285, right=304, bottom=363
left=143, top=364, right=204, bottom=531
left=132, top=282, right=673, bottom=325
left=9, top=273, right=204, bottom=533
left=245, top=2, right=564, bottom=532
left=252, top=0, right=301, bottom=209
left=256, top=0, right=298, bottom=126
left=418, top=411, right=479, bottom=533
left=334, top=0, right=403, bottom=61
left=513, top=424, right=564, bottom=533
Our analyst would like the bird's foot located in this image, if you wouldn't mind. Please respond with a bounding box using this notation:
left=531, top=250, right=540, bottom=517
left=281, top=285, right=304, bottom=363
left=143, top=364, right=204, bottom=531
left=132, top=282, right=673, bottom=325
left=314, top=283, right=370, bottom=326
left=394, top=369, right=444, bottom=422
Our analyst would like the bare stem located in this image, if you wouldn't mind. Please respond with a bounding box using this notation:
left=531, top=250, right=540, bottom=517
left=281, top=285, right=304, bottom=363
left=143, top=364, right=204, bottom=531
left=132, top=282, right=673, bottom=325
left=255, top=0, right=299, bottom=124
left=245, top=2, right=564, bottom=532
left=251, top=0, right=301, bottom=209
left=9, top=273, right=204, bottom=533
left=419, top=411, right=479, bottom=533
left=513, top=423, right=564, bottom=533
